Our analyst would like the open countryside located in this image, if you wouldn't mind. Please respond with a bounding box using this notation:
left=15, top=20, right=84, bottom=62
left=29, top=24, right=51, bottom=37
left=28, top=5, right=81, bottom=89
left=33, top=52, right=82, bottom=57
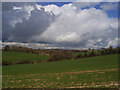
left=2, top=45, right=119, bottom=88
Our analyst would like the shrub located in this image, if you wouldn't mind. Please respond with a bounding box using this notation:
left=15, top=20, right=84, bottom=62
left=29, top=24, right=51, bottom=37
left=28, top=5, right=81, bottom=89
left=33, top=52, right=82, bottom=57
left=16, top=60, right=34, bottom=64
left=75, top=53, right=84, bottom=59
left=100, top=50, right=106, bottom=55
left=2, top=61, right=13, bottom=66
left=84, top=53, right=88, bottom=57
left=48, top=50, right=73, bottom=61
left=118, top=47, right=120, bottom=53
left=3, top=45, right=10, bottom=51
left=37, top=59, right=42, bottom=63
left=89, top=50, right=96, bottom=57
left=48, top=56, right=55, bottom=61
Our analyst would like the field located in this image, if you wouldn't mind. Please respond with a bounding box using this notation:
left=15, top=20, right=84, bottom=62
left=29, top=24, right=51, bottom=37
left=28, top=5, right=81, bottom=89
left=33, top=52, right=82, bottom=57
left=72, top=49, right=103, bottom=57
left=2, top=54, right=119, bottom=88
left=2, top=51, right=49, bottom=64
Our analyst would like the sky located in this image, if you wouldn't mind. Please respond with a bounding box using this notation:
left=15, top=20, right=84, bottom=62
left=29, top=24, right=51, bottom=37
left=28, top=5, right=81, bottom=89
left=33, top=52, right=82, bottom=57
left=2, top=2, right=119, bottom=49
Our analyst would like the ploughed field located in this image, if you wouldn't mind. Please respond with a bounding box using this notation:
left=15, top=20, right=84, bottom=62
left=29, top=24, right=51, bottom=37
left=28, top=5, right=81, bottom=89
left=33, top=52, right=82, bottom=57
left=2, top=54, right=119, bottom=88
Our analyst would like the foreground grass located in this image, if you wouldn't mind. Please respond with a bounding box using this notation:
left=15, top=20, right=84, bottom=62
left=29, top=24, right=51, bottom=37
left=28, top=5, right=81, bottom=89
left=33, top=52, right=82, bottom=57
left=2, top=54, right=119, bottom=88
left=2, top=51, right=49, bottom=63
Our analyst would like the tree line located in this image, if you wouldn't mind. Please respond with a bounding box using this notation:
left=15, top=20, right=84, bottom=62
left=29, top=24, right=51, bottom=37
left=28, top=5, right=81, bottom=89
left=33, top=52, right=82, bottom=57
left=2, top=45, right=120, bottom=65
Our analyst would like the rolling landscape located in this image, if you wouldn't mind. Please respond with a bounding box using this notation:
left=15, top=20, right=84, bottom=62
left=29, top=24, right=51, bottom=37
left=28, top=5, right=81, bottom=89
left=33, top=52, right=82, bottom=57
left=1, top=1, right=119, bottom=89
left=2, top=45, right=119, bottom=88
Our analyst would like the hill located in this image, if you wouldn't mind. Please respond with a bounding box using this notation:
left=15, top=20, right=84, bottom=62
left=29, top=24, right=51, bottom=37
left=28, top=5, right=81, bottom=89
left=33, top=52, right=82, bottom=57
left=2, top=54, right=119, bottom=88
left=2, top=51, right=49, bottom=65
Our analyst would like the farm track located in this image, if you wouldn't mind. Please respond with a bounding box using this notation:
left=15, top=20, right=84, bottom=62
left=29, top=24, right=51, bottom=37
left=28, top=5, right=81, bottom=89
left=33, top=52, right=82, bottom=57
left=2, top=68, right=118, bottom=78
left=67, top=82, right=119, bottom=88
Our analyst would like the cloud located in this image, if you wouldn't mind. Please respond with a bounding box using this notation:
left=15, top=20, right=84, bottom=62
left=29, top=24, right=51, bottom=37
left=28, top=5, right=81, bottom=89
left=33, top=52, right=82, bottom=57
left=72, top=2, right=100, bottom=9
left=106, top=38, right=118, bottom=48
left=2, top=42, right=62, bottom=49
left=2, top=2, right=55, bottom=42
left=2, top=2, right=118, bottom=49
left=36, top=4, right=62, bottom=15
left=2, top=2, right=14, bottom=11
left=35, top=4, right=118, bottom=48
left=100, top=2, right=118, bottom=11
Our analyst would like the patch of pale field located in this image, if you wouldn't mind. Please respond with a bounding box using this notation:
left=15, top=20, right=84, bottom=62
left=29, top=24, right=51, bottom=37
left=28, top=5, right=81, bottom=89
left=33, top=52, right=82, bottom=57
left=2, top=68, right=118, bottom=78
left=67, top=81, right=119, bottom=88
left=2, top=68, right=119, bottom=88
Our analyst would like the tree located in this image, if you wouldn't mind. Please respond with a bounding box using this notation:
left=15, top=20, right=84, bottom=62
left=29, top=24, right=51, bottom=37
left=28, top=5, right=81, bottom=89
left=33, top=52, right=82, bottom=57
left=84, top=53, right=88, bottom=57
left=108, top=46, right=113, bottom=54
left=4, top=45, right=10, bottom=51
left=75, top=53, right=84, bottom=59
left=101, top=50, right=106, bottom=55
left=48, top=50, right=73, bottom=61
left=89, top=50, right=96, bottom=56
left=117, top=47, right=120, bottom=53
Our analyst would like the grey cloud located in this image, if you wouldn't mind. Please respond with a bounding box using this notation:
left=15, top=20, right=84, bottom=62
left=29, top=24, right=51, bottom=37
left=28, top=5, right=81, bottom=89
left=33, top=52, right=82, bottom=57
left=100, top=2, right=118, bottom=11
left=2, top=2, right=55, bottom=42
left=12, top=8, right=54, bottom=42
left=2, top=2, right=36, bottom=11
left=2, top=2, right=14, bottom=11
left=2, top=2, right=118, bottom=49
left=72, top=2, right=99, bottom=10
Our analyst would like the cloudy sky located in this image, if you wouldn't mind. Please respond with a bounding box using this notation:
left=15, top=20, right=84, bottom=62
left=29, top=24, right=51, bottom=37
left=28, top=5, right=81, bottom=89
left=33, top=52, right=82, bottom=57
left=2, top=2, right=119, bottom=49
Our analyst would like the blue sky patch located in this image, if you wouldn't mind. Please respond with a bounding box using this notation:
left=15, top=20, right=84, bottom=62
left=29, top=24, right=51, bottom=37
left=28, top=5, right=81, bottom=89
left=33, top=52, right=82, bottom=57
left=37, top=2, right=72, bottom=7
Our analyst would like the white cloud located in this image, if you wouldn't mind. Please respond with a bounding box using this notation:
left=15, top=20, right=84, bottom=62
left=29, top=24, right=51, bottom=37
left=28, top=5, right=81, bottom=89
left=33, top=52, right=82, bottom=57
left=72, top=2, right=100, bottom=9
left=35, top=4, right=118, bottom=48
left=11, top=4, right=35, bottom=28
left=100, top=3, right=118, bottom=11
left=106, top=38, right=118, bottom=48
left=2, top=42, right=63, bottom=49
left=36, top=4, right=62, bottom=15
left=13, top=6, right=22, bottom=10
left=36, top=3, right=76, bottom=15
left=3, top=2, right=118, bottom=49
left=56, top=32, right=79, bottom=43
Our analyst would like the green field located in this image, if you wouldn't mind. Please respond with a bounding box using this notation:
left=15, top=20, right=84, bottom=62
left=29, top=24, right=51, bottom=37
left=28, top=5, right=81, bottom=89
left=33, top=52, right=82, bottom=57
left=2, top=51, right=49, bottom=63
left=72, top=49, right=102, bottom=57
left=2, top=54, right=119, bottom=88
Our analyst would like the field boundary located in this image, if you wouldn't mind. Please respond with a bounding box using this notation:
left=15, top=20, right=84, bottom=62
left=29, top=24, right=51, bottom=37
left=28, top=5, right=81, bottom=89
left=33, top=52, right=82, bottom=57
left=2, top=68, right=118, bottom=78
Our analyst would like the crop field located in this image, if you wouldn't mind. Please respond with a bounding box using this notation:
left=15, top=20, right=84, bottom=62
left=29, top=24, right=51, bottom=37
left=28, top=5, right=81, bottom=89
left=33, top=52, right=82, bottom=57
left=72, top=49, right=103, bottom=57
left=2, top=54, right=119, bottom=88
left=2, top=51, right=49, bottom=63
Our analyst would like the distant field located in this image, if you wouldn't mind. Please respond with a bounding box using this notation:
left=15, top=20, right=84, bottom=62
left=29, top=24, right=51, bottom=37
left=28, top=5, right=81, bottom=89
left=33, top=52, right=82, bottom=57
left=2, top=54, right=119, bottom=88
left=72, top=49, right=101, bottom=57
left=2, top=51, right=49, bottom=63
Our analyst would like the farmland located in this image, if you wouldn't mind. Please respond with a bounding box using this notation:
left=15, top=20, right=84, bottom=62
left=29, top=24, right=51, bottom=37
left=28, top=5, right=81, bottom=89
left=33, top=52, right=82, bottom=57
left=2, top=54, right=119, bottom=88
left=2, top=51, right=49, bottom=65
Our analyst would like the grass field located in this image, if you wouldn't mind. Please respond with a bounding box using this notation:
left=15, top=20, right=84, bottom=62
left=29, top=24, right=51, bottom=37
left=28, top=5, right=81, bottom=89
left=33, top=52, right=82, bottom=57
left=2, top=54, right=119, bottom=88
left=2, top=51, right=49, bottom=63
left=72, top=49, right=102, bottom=57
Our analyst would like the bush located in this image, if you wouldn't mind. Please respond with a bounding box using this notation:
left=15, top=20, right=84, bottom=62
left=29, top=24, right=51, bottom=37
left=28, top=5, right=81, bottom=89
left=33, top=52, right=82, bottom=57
left=75, top=53, right=84, bottom=59
left=48, top=50, right=73, bottom=61
left=16, top=60, right=34, bottom=64
left=84, top=53, right=88, bottom=57
left=3, top=45, right=10, bottom=51
left=37, top=59, right=42, bottom=63
left=118, top=47, right=120, bottom=53
left=89, top=50, right=96, bottom=57
left=2, top=61, right=13, bottom=66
